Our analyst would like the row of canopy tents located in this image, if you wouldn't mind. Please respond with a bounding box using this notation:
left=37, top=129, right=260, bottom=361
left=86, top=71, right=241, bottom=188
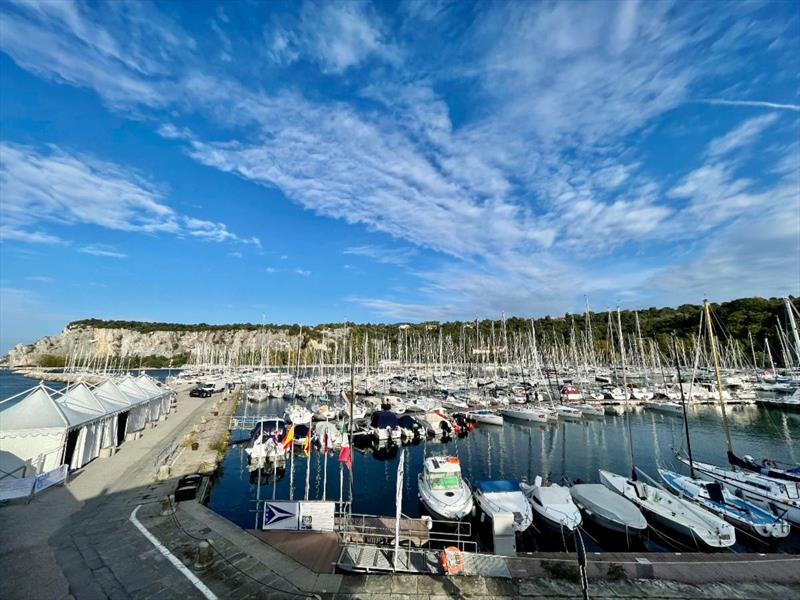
left=0, top=374, right=175, bottom=478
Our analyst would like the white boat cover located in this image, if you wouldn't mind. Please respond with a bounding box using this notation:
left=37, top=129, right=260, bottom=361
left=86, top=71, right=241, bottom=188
left=570, top=483, right=646, bottom=530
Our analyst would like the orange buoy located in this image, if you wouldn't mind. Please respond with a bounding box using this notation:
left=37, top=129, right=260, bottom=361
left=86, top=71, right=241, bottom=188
left=440, top=545, right=465, bottom=575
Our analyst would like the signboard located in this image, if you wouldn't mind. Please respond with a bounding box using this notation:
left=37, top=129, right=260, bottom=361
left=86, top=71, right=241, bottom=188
left=261, top=501, right=335, bottom=532
left=262, top=501, right=299, bottom=530
left=34, top=465, right=68, bottom=495
left=0, top=476, right=35, bottom=502
left=298, top=501, right=335, bottom=532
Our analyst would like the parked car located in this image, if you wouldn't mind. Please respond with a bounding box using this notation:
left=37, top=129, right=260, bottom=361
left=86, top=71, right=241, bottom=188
left=190, top=387, right=212, bottom=398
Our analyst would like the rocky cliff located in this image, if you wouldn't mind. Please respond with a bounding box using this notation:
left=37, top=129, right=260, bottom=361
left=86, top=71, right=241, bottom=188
left=4, top=324, right=328, bottom=367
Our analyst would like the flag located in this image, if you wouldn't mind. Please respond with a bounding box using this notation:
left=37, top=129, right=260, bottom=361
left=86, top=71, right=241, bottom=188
left=303, top=429, right=311, bottom=457
left=338, top=433, right=352, bottom=470
left=280, top=424, right=295, bottom=449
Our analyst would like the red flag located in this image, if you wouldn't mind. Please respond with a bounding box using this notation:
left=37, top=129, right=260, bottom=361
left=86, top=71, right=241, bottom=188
left=338, top=433, right=352, bottom=470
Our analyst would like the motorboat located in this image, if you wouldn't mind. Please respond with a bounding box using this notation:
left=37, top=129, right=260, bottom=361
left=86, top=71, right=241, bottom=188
left=370, top=409, right=401, bottom=442
left=604, top=404, right=626, bottom=416
left=313, top=421, right=343, bottom=449
left=599, top=469, right=736, bottom=548
left=398, top=414, right=426, bottom=440
left=246, top=387, right=269, bottom=403
left=417, top=456, right=474, bottom=520
left=423, top=409, right=454, bottom=437
left=466, top=409, right=503, bottom=426
left=520, top=476, right=582, bottom=531
left=383, top=395, right=407, bottom=414
left=244, top=418, right=288, bottom=470
left=473, top=479, right=533, bottom=534
left=576, top=404, right=604, bottom=418
left=499, top=406, right=549, bottom=423
left=643, top=400, right=684, bottom=415
left=560, top=385, right=583, bottom=402
left=659, top=469, right=790, bottom=539
left=284, top=404, right=313, bottom=425
left=569, top=483, right=647, bottom=535
left=676, top=456, right=800, bottom=525
left=554, top=405, right=582, bottom=420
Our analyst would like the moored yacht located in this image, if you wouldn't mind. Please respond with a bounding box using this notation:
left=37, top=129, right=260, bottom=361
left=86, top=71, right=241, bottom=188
left=417, top=456, right=473, bottom=520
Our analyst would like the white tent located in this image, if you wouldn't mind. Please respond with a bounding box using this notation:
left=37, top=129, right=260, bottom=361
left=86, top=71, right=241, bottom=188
left=136, top=374, right=172, bottom=417
left=53, top=383, right=110, bottom=470
left=116, top=376, right=158, bottom=428
left=0, top=385, right=68, bottom=476
left=93, top=379, right=135, bottom=443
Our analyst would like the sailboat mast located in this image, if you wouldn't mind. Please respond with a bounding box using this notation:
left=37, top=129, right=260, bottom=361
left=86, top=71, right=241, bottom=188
left=672, top=334, right=694, bottom=478
left=616, top=307, right=636, bottom=474
left=785, top=297, right=800, bottom=368
left=703, top=300, right=733, bottom=456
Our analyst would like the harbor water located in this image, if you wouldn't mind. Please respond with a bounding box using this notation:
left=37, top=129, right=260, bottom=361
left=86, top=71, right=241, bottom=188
left=207, top=391, right=800, bottom=554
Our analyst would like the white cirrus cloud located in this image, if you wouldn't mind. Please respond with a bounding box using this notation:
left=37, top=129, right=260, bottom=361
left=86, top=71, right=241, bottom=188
left=266, top=1, right=400, bottom=73
left=79, top=244, right=127, bottom=259
left=343, top=245, right=417, bottom=265
left=0, top=142, right=256, bottom=247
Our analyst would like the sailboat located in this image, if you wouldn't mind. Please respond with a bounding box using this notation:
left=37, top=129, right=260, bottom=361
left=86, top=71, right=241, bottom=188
left=679, top=301, right=800, bottom=525
left=658, top=469, right=790, bottom=539
left=570, top=483, right=647, bottom=536
left=599, top=469, right=735, bottom=548
left=599, top=309, right=734, bottom=549
left=666, top=331, right=791, bottom=538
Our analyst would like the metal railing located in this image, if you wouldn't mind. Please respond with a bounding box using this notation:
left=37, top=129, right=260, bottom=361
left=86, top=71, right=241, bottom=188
left=153, top=438, right=180, bottom=474
left=336, top=511, right=477, bottom=553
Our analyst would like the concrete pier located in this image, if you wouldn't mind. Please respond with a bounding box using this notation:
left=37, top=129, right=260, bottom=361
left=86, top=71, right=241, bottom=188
left=1, top=384, right=798, bottom=600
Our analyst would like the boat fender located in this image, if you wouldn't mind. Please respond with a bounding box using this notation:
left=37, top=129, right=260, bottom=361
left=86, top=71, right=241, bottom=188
left=440, top=546, right=464, bottom=575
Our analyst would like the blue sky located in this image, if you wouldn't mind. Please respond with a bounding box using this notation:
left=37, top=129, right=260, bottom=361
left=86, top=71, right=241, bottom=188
left=0, top=0, right=798, bottom=352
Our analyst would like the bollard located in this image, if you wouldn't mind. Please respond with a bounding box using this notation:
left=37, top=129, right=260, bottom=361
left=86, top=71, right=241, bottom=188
left=160, top=494, right=175, bottom=516
left=194, top=540, right=214, bottom=570
left=634, top=557, right=654, bottom=579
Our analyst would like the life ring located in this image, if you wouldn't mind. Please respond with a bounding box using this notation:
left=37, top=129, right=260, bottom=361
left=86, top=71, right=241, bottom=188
left=440, top=546, right=465, bottom=575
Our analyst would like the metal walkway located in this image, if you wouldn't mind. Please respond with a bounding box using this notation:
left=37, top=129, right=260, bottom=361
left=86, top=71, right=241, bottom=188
left=336, top=543, right=511, bottom=577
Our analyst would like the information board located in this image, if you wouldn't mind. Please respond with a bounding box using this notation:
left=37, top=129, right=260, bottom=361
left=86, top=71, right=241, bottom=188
left=298, top=501, right=335, bottom=532
left=34, top=465, right=68, bottom=494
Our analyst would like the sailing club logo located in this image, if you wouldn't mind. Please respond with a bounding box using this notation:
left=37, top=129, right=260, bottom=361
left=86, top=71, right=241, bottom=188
left=263, top=502, right=296, bottom=527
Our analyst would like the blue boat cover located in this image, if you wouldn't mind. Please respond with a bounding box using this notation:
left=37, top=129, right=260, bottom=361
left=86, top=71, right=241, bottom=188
left=476, top=479, right=519, bottom=493
left=371, top=410, right=399, bottom=428
left=398, top=415, right=417, bottom=428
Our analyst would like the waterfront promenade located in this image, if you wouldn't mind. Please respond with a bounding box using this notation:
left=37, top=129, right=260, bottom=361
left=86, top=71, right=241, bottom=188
left=1, top=385, right=799, bottom=600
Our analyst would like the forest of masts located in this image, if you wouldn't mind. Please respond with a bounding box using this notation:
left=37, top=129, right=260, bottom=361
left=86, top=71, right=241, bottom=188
left=177, top=305, right=800, bottom=378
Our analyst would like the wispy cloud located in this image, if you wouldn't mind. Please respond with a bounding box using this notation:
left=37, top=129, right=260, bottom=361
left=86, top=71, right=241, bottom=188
left=0, top=0, right=797, bottom=320
left=25, top=275, right=55, bottom=283
left=706, top=113, right=779, bottom=157
left=79, top=244, right=127, bottom=259
left=266, top=1, right=400, bottom=73
left=295, top=268, right=311, bottom=277
left=696, top=99, right=800, bottom=112
left=0, top=142, right=256, bottom=247
left=343, top=245, right=417, bottom=265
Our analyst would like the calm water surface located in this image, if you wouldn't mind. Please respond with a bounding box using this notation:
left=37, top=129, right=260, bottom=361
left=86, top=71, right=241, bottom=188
left=207, top=392, right=800, bottom=553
